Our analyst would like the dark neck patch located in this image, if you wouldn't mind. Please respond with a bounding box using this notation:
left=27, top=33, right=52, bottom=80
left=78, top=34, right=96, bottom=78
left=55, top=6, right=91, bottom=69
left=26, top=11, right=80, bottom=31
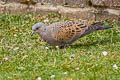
left=43, top=27, right=47, bottom=32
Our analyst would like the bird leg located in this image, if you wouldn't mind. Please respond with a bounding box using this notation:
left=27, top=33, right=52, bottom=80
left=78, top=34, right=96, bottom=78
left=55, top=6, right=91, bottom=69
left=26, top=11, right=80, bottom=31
left=58, top=44, right=71, bottom=49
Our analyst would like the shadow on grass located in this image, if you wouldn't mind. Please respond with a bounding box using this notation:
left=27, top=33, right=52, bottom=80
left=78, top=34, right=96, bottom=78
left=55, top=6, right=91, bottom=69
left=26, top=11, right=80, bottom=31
left=71, top=36, right=120, bottom=49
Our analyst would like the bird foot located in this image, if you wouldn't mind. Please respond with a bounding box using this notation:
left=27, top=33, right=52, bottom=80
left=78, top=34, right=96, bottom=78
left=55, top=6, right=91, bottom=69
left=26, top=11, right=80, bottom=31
left=57, top=45, right=71, bottom=49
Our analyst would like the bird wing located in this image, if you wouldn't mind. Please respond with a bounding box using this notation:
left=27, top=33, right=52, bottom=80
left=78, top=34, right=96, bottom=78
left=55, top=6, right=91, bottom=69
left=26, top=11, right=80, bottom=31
left=50, top=21, right=89, bottom=43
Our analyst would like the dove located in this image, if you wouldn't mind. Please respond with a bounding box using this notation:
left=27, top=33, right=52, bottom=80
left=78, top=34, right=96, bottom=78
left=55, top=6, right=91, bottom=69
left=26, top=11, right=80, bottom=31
left=32, top=21, right=115, bottom=48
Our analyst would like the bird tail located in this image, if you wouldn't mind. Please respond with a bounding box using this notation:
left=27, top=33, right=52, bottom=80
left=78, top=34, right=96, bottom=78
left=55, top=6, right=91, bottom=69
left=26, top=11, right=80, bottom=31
left=79, top=22, right=119, bottom=38
left=91, top=22, right=114, bottom=30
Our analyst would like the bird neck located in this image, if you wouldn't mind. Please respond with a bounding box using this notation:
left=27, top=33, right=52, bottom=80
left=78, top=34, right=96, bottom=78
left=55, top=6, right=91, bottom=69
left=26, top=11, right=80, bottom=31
left=43, top=26, right=47, bottom=32
left=38, top=26, right=47, bottom=37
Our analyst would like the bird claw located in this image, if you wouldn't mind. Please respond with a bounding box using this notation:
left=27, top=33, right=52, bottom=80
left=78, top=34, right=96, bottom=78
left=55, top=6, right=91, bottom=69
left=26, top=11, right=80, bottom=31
left=58, top=45, right=71, bottom=49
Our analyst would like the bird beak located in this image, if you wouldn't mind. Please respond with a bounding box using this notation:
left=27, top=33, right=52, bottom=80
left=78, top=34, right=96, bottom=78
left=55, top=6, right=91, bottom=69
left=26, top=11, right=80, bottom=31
left=31, top=31, right=36, bottom=36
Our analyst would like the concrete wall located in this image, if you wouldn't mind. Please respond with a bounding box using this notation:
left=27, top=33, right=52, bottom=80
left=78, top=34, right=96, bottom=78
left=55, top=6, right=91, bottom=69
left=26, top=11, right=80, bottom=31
left=0, top=0, right=120, bottom=21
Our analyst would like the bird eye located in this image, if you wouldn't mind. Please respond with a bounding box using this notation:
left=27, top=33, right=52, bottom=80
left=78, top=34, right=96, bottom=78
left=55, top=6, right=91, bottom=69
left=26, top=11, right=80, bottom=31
left=36, top=27, right=39, bottom=30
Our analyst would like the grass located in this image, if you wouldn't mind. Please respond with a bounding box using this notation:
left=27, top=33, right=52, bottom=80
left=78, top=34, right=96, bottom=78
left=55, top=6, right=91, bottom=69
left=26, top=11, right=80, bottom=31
left=0, top=13, right=120, bottom=80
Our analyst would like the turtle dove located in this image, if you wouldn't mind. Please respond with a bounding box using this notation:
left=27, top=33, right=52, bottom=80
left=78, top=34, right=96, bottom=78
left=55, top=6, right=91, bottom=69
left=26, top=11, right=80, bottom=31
left=32, top=21, right=115, bottom=48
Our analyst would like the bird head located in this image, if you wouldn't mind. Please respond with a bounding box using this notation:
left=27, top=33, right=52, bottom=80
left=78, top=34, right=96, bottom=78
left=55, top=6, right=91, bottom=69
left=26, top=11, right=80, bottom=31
left=31, top=22, right=46, bottom=35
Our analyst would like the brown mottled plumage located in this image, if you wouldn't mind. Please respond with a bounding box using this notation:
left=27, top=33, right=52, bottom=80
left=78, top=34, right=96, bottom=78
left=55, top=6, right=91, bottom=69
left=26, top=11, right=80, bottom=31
left=32, top=21, right=114, bottom=48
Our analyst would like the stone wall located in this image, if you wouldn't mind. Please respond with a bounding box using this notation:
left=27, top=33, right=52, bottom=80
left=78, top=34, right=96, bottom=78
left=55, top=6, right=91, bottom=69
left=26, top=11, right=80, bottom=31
left=0, top=0, right=120, bottom=21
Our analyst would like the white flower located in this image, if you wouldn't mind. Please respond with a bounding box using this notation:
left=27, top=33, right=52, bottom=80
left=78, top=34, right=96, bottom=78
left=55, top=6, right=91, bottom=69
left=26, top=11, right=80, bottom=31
left=13, top=47, right=19, bottom=51
left=17, top=66, right=25, bottom=70
left=0, top=62, right=2, bottom=65
left=37, top=77, right=42, bottom=80
left=81, top=72, right=85, bottom=75
left=75, top=67, right=80, bottom=70
left=77, top=56, right=80, bottom=58
left=102, top=51, right=108, bottom=56
left=23, top=55, right=28, bottom=59
left=45, top=47, right=49, bottom=50
left=44, top=19, right=49, bottom=23
left=64, top=72, right=68, bottom=75
left=50, top=75, right=55, bottom=78
left=55, top=46, right=59, bottom=49
left=4, top=57, right=8, bottom=61
left=14, top=34, right=17, bottom=37
left=113, top=64, right=118, bottom=70
left=96, top=64, right=98, bottom=66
